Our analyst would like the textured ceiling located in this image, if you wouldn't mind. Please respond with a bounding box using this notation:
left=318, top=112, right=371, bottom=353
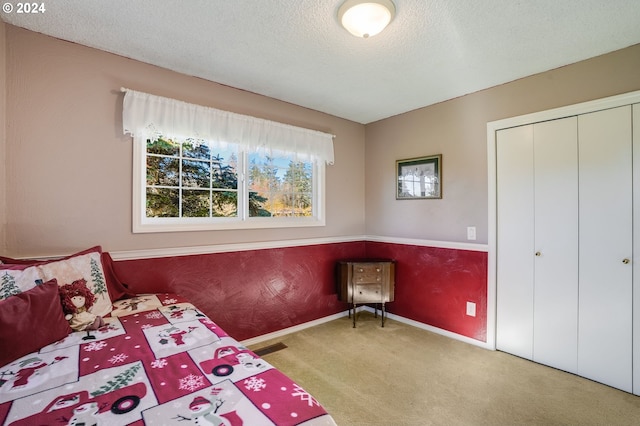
left=3, top=0, right=640, bottom=124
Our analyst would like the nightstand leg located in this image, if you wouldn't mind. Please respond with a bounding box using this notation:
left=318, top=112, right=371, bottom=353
left=381, top=303, right=386, bottom=327
left=352, top=304, right=356, bottom=328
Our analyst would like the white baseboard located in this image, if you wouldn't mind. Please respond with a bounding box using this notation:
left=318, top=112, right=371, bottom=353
left=242, top=307, right=493, bottom=351
left=362, top=306, right=493, bottom=350
left=241, top=310, right=350, bottom=347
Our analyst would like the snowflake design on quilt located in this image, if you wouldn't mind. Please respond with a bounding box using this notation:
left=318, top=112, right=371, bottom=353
left=151, top=358, right=168, bottom=369
left=146, top=311, right=164, bottom=320
left=163, top=297, right=178, bottom=304
left=84, top=341, right=108, bottom=352
left=291, top=384, right=319, bottom=407
left=244, top=376, right=267, bottom=392
left=109, top=353, right=129, bottom=364
left=179, top=374, right=205, bottom=392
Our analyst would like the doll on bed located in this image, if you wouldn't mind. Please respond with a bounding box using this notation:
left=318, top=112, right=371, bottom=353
left=59, top=279, right=105, bottom=331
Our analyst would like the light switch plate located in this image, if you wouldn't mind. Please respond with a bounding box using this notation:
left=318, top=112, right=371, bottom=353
left=467, top=226, right=476, bottom=241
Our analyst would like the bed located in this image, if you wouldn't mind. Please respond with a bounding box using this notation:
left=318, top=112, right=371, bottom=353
left=0, top=247, right=337, bottom=425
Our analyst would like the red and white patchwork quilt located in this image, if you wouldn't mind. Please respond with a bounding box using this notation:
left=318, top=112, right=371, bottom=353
left=0, top=294, right=336, bottom=426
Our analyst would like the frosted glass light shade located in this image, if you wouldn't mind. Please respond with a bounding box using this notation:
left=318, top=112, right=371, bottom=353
left=338, top=0, right=396, bottom=38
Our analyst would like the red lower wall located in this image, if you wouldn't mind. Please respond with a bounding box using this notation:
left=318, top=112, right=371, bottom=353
left=113, top=240, right=488, bottom=342
left=113, top=242, right=363, bottom=341
left=366, top=242, right=488, bottom=342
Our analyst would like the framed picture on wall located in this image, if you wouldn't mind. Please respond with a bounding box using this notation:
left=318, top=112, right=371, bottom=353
left=396, top=154, right=442, bottom=199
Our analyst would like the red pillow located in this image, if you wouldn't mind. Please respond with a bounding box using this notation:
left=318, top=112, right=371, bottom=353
left=0, top=246, right=133, bottom=302
left=100, top=251, right=134, bottom=301
left=0, top=279, right=72, bottom=367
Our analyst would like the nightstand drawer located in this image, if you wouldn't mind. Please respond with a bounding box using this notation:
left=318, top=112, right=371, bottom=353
left=352, top=263, right=384, bottom=283
left=353, top=284, right=383, bottom=303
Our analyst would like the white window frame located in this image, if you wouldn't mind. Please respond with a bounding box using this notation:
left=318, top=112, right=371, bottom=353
left=132, top=137, right=326, bottom=233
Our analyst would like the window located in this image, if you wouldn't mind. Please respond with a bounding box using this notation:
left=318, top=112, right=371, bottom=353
left=123, top=89, right=333, bottom=233
left=138, top=136, right=322, bottom=232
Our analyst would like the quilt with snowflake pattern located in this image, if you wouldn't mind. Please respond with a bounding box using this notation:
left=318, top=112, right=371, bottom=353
left=0, top=293, right=337, bottom=426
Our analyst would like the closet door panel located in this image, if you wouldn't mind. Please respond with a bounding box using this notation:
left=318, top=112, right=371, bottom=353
left=496, top=125, right=534, bottom=359
left=634, top=104, right=640, bottom=396
left=532, top=117, right=578, bottom=373
left=578, top=105, right=632, bottom=392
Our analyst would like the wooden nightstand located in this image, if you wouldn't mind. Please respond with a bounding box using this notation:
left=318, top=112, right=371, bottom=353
left=336, top=260, right=395, bottom=327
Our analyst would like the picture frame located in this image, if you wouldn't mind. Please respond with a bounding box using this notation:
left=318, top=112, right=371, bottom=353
left=396, top=154, right=442, bottom=199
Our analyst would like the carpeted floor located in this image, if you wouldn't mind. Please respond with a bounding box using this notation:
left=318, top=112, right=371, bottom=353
left=250, top=311, right=640, bottom=425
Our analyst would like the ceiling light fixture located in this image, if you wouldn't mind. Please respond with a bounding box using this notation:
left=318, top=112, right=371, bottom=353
left=338, top=0, right=396, bottom=38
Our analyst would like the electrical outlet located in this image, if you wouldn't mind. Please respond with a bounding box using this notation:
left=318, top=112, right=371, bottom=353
left=467, top=226, right=476, bottom=241
left=466, top=301, right=476, bottom=317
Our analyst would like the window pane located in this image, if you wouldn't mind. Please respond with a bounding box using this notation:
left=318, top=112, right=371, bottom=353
left=248, top=153, right=313, bottom=217
left=283, top=162, right=312, bottom=217
left=248, top=154, right=281, bottom=217
left=211, top=153, right=238, bottom=190
left=182, top=139, right=210, bottom=160
left=183, top=189, right=210, bottom=217
left=182, top=159, right=211, bottom=188
left=212, top=191, right=238, bottom=217
left=147, top=156, right=179, bottom=186
left=147, top=138, right=179, bottom=156
left=146, top=188, right=179, bottom=217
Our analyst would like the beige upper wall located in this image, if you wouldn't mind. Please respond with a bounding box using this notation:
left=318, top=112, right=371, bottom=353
left=4, top=25, right=365, bottom=257
left=365, top=43, right=640, bottom=244
left=6, top=24, right=640, bottom=256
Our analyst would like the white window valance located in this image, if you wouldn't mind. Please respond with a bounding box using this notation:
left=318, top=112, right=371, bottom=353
left=121, top=88, right=335, bottom=164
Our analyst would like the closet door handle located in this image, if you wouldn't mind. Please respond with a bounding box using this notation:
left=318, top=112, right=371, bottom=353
left=535, top=252, right=541, bottom=257
left=622, top=258, right=630, bottom=264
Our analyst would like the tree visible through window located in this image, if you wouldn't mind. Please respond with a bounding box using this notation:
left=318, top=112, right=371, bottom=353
left=248, top=154, right=313, bottom=217
left=144, top=137, right=316, bottom=222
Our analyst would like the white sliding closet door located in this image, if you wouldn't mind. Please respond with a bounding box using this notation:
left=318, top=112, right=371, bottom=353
left=532, top=117, right=579, bottom=373
left=491, top=91, right=640, bottom=395
left=496, top=125, right=534, bottom=359
left=578, top=106, right=633, bottom=392
left=634, top=104, right=640, bottom=396
left=496, top=118, right=579, bottom=371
